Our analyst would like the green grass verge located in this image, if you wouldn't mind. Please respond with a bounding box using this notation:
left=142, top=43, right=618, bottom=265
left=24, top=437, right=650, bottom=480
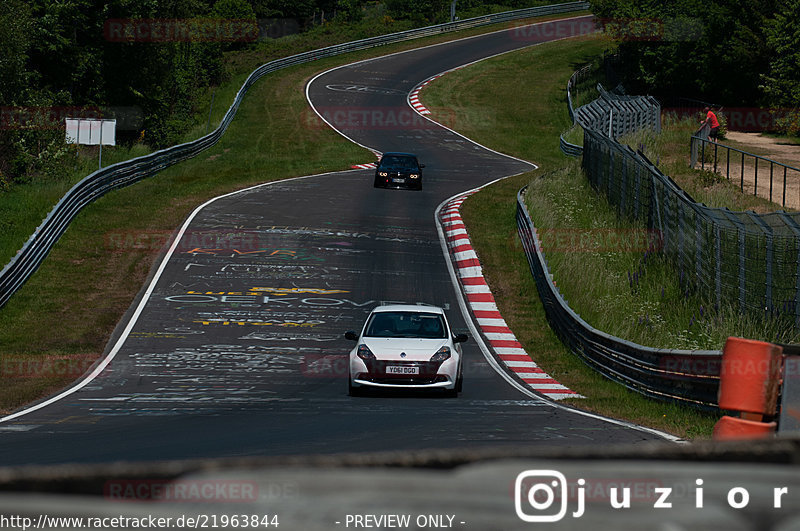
left=524, top=164, right=800, bottom=350
left=421, top=34, right=719, bottom=438
left=620, top=117, right=795, bottom=213
left=0, top=7, right=580, bottom=268
left=0, top=11, right=588, bottom=415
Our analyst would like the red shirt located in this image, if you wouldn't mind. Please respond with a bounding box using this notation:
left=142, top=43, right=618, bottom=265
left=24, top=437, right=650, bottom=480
left=706, top=110, right=720, bottom=128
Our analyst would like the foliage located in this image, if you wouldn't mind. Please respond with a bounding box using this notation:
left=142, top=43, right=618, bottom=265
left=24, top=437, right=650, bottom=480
left=589, top=0, right=779, bottom=108
left=0, top=0, right=567, bottom=192
left=386, top=0, right=451, bottom=24
left=761, top=0, right=800, bottom=136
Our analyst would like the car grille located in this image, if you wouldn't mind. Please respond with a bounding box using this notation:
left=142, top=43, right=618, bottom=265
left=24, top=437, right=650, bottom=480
left=363, top=359, right=443, bottom=378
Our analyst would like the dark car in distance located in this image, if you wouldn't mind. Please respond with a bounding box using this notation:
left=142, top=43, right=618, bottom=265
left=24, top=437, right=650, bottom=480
left=374, top=152, right=424, bottom=190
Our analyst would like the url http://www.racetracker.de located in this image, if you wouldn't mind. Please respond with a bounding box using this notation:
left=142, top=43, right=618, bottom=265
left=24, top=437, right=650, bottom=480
left=0, top=514, right=280, bottom=529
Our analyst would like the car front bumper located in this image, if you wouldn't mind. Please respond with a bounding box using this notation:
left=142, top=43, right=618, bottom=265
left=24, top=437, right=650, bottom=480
left=375, top=173, right=421, bottom=189
left=349, top=356, right=457, bottom=389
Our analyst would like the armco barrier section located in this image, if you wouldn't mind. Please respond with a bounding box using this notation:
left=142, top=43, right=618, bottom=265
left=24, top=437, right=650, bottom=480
left=0, top=2, right=590, bottom=309
left=558, top=64, right=590, bottom=157
left=516, top=186, right=722, bottom=408
left=575, top=84, right=661, bottom=138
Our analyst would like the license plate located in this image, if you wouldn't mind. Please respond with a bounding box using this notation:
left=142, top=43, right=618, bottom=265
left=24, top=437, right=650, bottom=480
left=386, top=365, right=419, bottom=375
left=391, top=178, right=405, bottom=183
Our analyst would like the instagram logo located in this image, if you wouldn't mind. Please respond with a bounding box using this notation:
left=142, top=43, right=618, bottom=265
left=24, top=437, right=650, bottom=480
left=515, top=470, right=583, bottom=522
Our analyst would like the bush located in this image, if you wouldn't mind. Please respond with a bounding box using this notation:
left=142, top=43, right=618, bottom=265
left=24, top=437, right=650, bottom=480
left=775, top=109, right=800, bottom=136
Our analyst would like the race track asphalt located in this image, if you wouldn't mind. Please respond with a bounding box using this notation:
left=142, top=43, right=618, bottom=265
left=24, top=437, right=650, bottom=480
left=0, top=15, right=668, bottom=466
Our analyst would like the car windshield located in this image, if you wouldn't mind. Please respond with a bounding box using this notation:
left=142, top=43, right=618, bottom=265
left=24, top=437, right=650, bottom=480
left=364, top=311, right=446, bottom=338
left=378, top=155, right=417, bottom=170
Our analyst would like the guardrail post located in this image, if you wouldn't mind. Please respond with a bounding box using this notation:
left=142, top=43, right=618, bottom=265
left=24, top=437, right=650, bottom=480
left=701, top=139, right=705, bottom=170
left=715, top=223, right=722, bottom=309
left=713, top=142, right=718, bottom=173
left=620, top=151, right=628, bottom=215
left=657, top=178, right=669, bottom=255
left=754, top=157, right=759, bottom=196
left=677, top=200, right=685, bottom=286
left=783, top=166, right=788, bottom=208
left=726, top=147, right=730, bottom=181
left=779, top=213, right=800, bottom=325
left=720, top=210, right=747, bottom=313
left=747, top=211, right=774, bottom=312
left=770, top=161, right=774, bottom=203
left=741, top=151, right=745, bottom=192
left=704, top=209, right=732, bottom=311
left=634, top=160, right=641, bottom=220
left=695, top=206, right=703, bottom=288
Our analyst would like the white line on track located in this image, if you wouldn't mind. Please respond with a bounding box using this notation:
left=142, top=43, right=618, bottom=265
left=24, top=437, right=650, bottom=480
left=0, top=170, right=362, bottom=424
left=304, top=21, right=683, bottom=442
left=3, top=15, right=682, bottom=443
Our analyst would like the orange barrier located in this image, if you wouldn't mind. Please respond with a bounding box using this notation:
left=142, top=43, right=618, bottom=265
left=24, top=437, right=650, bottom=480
left=713, top=416, right=777, bottom=440
left=713, top=337, right=783, bottom=440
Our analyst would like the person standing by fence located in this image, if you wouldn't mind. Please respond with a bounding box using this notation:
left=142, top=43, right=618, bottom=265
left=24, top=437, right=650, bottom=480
left=702, top=107, right=721, bottom=142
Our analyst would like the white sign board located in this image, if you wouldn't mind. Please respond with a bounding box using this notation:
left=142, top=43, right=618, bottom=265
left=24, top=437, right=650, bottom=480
left=65, top=118, right=116, bottom=146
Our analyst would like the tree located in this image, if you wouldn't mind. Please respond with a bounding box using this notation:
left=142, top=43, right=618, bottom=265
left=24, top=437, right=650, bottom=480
left=386, top=0, right=450, bottom=24
left=0, top=0, right=35, bottom=105
left=590, top=0, right=778, bottom=106
left=761, top=0, right=800, bottom=134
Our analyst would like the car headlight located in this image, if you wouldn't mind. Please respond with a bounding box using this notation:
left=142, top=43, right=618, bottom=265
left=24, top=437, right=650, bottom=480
left=409, top=174, right=419, bottom=179
left=430, top=346, right=451, bottom=362
left=379, top=172, right=388, bottom=177
left=357, top=344, right=376, bottom=360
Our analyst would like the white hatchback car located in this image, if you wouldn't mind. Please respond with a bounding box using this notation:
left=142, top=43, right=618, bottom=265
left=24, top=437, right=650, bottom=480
left=345, top=305, right=468, bottom=397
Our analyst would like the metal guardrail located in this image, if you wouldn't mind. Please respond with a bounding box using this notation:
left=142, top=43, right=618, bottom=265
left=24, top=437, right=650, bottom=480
left=584, top=126, right=800, bottom=320
left=559, top=136, right=583, bottom=157
left=575, top=84, right=661, bottom=138
left=691, top=135, right=800, bottom=209
left=584, top=127, right=800, bottom=319
left=538, top=64, right=800, bottom=409
left=516, top=186, right=721, bottom=408
left=559, top=64, right=590, bottom=157
left=0, top=1, right=590, bottom=309
left=561, top=69, right=661, bottom=157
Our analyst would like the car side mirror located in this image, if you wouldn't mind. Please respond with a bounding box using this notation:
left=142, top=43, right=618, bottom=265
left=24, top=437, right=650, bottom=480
left=344, top=331, right=359, bottom=341
left=453, top=333, right=468, bottom=343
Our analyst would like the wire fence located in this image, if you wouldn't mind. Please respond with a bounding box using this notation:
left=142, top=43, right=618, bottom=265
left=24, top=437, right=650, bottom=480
left=561, top=76, right=661, bottom=157
left=584, top=128, right=800, bottom=321
left=561, top=67, right=800, bottom=321
left=518, top=63, right=800, bottom=409
left=0, top=1, right=591, bottom=310
left=559, top=65, right=591, bottom=157
left=691, top=135, right=800, bottom=209
left=575, top=84, right=661, bottom=138
left=516, top=187, right=721, bottom=408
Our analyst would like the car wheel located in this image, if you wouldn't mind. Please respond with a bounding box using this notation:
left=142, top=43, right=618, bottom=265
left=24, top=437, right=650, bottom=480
left=456, top=373, right=463, bottom=393
left=443, top=383, right=458, bottom=398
